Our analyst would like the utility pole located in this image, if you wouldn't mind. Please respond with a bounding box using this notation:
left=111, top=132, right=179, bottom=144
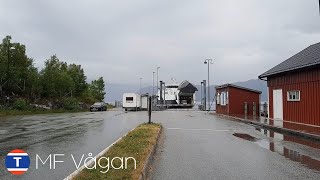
left=204, top=59, right=213, bottom=111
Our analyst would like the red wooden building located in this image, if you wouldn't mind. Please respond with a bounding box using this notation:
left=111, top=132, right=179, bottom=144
left=215, top=84, right=261, bottom=117
left=259, top=42, right=320, bottom=127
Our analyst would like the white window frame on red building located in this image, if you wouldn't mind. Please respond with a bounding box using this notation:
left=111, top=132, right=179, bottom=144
left=287, top=90, right=300, bottom=102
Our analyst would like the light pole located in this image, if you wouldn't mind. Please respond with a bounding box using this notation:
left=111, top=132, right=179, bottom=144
left=156, top=66, right=160, bottom=97
left=139, top=77, right=143, bottom=94
left=152, top=72, right=155, bottom=96
left=204, top=59, right=213, bottom=111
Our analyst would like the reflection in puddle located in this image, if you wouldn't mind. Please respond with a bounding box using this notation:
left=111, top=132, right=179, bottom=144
left=233, top=132, right=320, bottom=171
left=258, top=117, right=320, bottom=136
left=255, top=127, right=320, bottom=150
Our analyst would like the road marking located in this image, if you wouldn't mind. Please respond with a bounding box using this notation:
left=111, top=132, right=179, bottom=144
left=166, top=128, right=232, bottom=132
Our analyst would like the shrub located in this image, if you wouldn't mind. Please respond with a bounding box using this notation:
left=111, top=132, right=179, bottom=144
left=13, top=99, right=28, bottom=110
left=106, top=103, right=114, bottom=109
left=62, top=98, right=80, bottom=110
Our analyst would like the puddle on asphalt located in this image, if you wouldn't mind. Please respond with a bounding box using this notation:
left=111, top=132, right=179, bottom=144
left=233, top=132, right=320, bottom=171
left=255, top=127, right=320, bottom=150
left=233, top=133, right=258, bottom=142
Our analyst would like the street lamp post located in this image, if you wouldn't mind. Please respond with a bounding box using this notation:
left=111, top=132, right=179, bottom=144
left=156, top=66, right=160, bottom=101
left=152, top=72, right=155, bottom=96
left=204, top=59, right=213, bottom=111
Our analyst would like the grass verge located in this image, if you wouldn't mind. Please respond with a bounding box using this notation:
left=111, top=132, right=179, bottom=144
left=0, top=109, right=87, bottom=117
left=74, top=123, right=161, bottom=180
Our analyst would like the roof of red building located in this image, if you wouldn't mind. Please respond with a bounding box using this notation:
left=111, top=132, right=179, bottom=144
left=215, top=84, right=262, bottom=94
left=259, top=42, right=320, bottom=78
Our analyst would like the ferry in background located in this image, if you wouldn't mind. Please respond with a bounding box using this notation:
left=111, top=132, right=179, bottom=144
left=158, top=80, right=198, bottom=108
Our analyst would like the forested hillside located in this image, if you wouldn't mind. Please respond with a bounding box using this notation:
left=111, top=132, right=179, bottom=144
left=0, top=36, right=105, bottom=110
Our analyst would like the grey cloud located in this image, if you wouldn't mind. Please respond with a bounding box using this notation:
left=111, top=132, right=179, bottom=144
left=0, top=0, right=319, bottom=86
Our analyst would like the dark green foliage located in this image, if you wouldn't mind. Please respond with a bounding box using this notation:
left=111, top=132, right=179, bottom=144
left=67, top=64, right=87, bottom=97
left=0, top=36, right=36, bottom=97
left=13, top=99, right=27, bottom=110
left=89, top=77, right=106, bottom=101
left=61, top=97, right=79, bottom=110
left=40, top=55, right=76, bottom=98
left=0, top=35, right=106, bottom=109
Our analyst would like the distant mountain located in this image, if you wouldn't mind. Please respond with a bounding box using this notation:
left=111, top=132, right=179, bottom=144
left=104, top=83, right=138, bottom=103
left=105, top=79, right=267, bottom=103
left=104, top=83, right=155, bottom=103
left=233, top=79, right=268, bottom=101
left=194, top=79, right=267, bottom=102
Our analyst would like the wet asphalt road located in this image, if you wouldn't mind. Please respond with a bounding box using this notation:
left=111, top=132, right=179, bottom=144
left=0, top=110, right=147, bottom=180
left=0, top=109, right=319, bottom=180
left=150, top=110, right=320, bottom=180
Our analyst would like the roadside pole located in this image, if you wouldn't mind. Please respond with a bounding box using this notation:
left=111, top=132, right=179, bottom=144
left=159, top=81, right=163, bottom=109
left=148, top=96, right=152, bottom=123
left=200, top=81, right=203, bottom=106
left=163, top=82, right=166, bottom=108
left=203, top=80, right=206, bottom=111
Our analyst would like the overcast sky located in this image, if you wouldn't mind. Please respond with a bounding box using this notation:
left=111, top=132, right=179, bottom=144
left=1, top=0, right=320, bottom=86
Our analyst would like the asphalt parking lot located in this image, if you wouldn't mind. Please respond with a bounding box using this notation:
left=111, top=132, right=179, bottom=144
left=0, top=109, right=319, bottom=180
left=150, top=110, right=320, bottom=180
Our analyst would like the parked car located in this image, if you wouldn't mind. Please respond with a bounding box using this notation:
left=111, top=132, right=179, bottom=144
left=90, top=102, right=107, bottom=111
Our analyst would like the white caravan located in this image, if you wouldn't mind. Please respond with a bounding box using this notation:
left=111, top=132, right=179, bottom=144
left=122, top=93, right=141, bottom=111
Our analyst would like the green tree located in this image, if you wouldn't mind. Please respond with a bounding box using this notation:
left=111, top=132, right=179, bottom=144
left=0, top=36, right=37, bottom=97
left=0, top=35, right=106, bottom=109
left=67, top=64, right=87, bottom=96
left=89, top=77, right=106, bottom=101
left=25, top=66, right=42, bottom=99
left=40, top=55, right=75, bottom=98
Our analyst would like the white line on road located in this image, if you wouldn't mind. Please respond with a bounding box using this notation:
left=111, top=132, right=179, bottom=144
left=166, top=128, right=233, bottom=132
